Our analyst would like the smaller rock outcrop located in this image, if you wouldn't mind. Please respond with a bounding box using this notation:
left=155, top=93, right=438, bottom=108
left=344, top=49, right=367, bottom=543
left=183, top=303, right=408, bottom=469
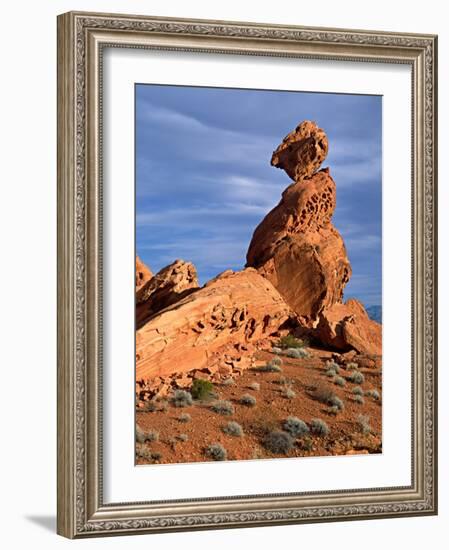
left=136, top=259, right=199, bottom=328
left=136, top=268, right=293, bottom=382
left=136, top=256, right=152, bottom=290
left=315, top=299, right=382, bottom=356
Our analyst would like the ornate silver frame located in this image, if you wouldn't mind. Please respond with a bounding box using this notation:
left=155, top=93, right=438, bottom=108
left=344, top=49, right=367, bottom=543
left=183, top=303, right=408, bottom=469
left=57, top=11, right=438, bottom=538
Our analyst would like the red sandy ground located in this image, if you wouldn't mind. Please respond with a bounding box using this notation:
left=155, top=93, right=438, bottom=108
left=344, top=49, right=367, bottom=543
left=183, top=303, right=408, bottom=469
left=135, top=348, right=382, bottom=465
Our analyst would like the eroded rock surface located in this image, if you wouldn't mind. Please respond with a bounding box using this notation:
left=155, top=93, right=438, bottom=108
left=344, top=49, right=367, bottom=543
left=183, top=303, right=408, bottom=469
left=315, top=299, right=382, bottom=356
left=136, top=256, right=152, bottom=290
left=136, top=268, right=293, bottom=382
left=271, top=120, right=328, bottom=181
left=136, top=259, right=199, bottom=328
left=247, top=167, right=351, bottom=323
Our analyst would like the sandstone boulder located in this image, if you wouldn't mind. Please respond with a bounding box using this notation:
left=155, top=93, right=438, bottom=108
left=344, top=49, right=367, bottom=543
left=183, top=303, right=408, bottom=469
left=271, top=120, right=328, bottom=181
left=315, top=299, right=382, bottom=355
left=136, top=268, right=293, bottom=382
left=136, top=259, right=199, bottom=328
left=247, top=168, right=351, bottom=323
left=136, top=256, right=152, bottom=290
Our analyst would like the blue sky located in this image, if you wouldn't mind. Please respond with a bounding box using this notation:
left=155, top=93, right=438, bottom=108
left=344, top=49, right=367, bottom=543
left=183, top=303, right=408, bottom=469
left=136, top=84, right=382, bottom=307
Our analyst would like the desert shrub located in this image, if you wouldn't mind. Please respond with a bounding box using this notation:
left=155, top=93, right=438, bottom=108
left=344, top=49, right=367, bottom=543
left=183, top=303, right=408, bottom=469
left=346, top=362, right=359, bottom=370
left=168, top=436, right=178, bottom=449
left=365, top=389, right=380, bottom=401
left=328, top=395, right=344, bottom=410
left=271, top=346, right=283, bottom=354
left=299, top=436, right=313, bottom=451
left=334, top=376, right=346, bottom=387
left=277, top=334, right=307, bottom=349
left=222, top=377, right=236, bottom=386
left=135, top=443, right=152, bottom=460
left=159, top=399, right=169, bottom=412
left=256, top=362, right=282, bottom=373
left=285, top=347, right=309, bottom=359
left=325, top=360, right=340, bottom=372
left=352, top=386, right=364, bottom=396
left=135, top=424, right=159, bottom=443
left=136, top=445, right=162, bottom=462
left=270, top=356, right=283, bottom=366
left=353, top=395, right=365, bottom=405
left=248, top=381, right=260, bottom=391
left=283, top=416, right=309, bottom=438
left=328, top=405, right=340, bottom=415
left=171, top=389, right=193, bottom=408
left=191, top=378, right=214, bottom=400
left=263, top=430, right=294, bottom=454
left=177, top=433, right=189, bottom=442
left=357, top=414, right=372, bottom=434
left=347, top=371, right=365, bottom=384
left=211, top=400, right=235, bottom=415
left=240, top=393, right=257, bottom=406
left=282, top=387, right=296, bottom=399
left=310, top=418, right=330, bottom=436
left=142, top=400, right=158, bottom=412
left=276, top=376, right=288, bottom=385
left=222, top=421, right=244, bottom=437
left=312, top=385, right=337, bottom=406
left=205, top=443, right=227, bottom=461
left=178, top=412, right=191, bottom=423
left=325, top=368, right=337, bottom=377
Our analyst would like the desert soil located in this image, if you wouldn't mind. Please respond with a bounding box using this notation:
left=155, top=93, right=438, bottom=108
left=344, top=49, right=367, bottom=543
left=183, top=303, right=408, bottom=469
left=135, top=347, right=382, bottom=465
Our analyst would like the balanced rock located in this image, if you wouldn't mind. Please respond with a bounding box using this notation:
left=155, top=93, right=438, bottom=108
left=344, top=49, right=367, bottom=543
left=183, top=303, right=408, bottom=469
left=136, top=268, right=293, bottom=382
left=315, top=299, right=382, bottom=356
left=136, top=259, right=199, bottom=328
left=136, top=256, right=152, bottom=290
left=246, top=167, right=351, bottom=323
left=271, top=120, right=328, bottom=181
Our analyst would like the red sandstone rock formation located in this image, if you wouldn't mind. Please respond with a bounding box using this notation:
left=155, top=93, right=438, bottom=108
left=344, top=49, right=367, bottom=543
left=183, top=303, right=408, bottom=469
left=246, top=120, right=381, bottom=355
left=136, top=268, right=293, bottom=382
left=247, top=140, right=351, bottom=324
left=136, top=256, right=152, bottom=290
left=136, top=259, right=199, bottom=328
left=271, top=120, right=328, bottom=181
left=315, top=299, right=382, bottom=356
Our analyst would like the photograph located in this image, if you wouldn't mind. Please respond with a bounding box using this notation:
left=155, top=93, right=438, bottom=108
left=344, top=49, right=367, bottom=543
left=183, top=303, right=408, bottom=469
left=134, top=84, right=383, bottom=465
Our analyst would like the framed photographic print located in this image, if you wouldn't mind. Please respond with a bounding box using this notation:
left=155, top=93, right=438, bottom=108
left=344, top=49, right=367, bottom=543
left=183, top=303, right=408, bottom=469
left=57, top=11, right=438, bottom=538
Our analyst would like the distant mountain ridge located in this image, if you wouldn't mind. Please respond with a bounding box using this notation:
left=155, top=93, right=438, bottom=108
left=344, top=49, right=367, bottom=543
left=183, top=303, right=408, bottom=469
left=366, top=305, right=382, bottom=324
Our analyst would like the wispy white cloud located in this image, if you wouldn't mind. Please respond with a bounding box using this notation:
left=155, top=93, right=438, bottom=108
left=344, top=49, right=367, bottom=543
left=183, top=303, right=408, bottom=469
left=327, top=135, right=382, bottom=187
left=345, top=234, right=381, bottom=251
left=334, top=221, right=381, bottom=253
left=139, top=102, right=277, bottom=166
left=141, top=103, right=213, bottom=132
left=136, top=202, right=268, bottom=227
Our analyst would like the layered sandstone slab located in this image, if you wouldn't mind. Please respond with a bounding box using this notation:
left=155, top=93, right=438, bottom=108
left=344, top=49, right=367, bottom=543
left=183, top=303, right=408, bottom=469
left=246, top=169, right=351, bottom=323
left=136, top=256, right=152, bottom=290
left=315, top=299, right=382, bottom=355
left=271, top=120, right=328, bottom=181
left=136, top=268, right=292, bottom=381
left=136, top=259, right=199, bottom=328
